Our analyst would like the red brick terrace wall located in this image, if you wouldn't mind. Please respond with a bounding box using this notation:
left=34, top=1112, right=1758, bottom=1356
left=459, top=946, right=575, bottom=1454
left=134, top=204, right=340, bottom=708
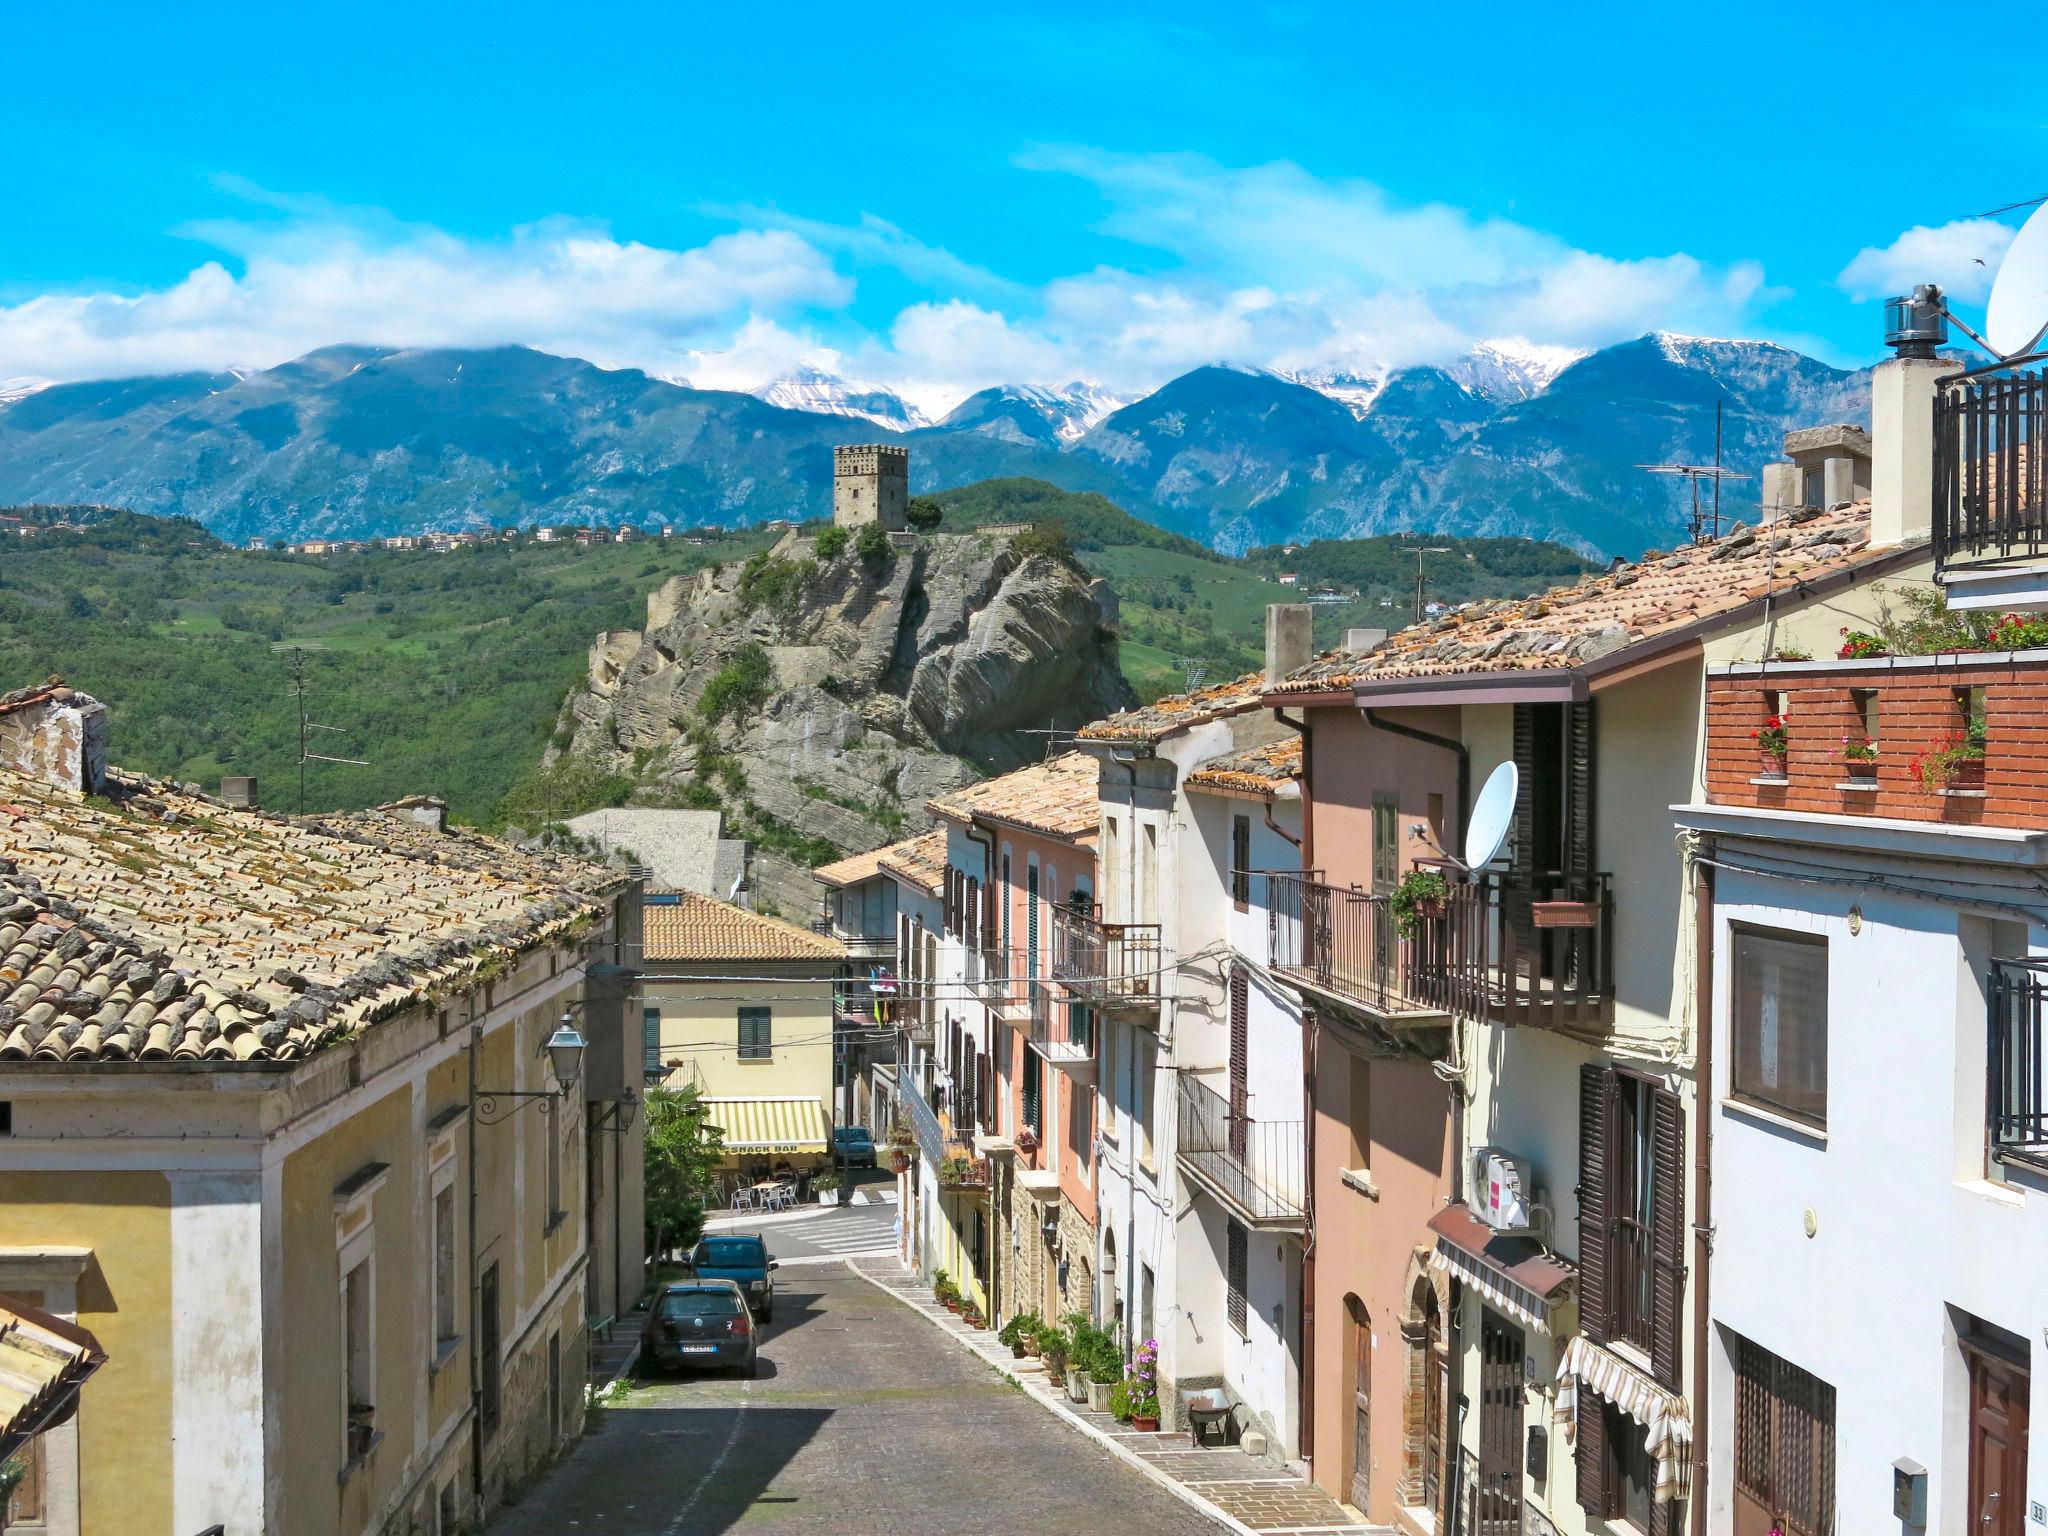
left=1705, top=659, right=2048, bottom=828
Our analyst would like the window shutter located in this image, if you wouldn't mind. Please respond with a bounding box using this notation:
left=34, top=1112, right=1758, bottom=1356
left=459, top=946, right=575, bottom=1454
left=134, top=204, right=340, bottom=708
left=1649, top=1084, right=1687, bottom=1388
left=985, top=874, right=1000, bottom=951
left=979, top=1051, right=994, bottom=1133
left=1229, top=968, right=1250, bottom=1160
left=1577, top=1063, right=1613, bottom=1343
left=1575, top=1393, right=1609, bottom=1518
left=1511, top=703, right=1537, bottom=880
left=1565, top=699, right=1597, bottom=883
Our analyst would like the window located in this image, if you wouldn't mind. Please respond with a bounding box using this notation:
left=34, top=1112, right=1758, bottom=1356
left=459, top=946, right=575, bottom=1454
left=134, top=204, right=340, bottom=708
left=1069, top=1001, right=1094, bottom=1056
left=1067, top=1065, right=1091, bottom=1163
left=1230, top=815, right=1252, bottom=907
left=343, top=1254, right=374, bottom=1462
left=643, top=1006, right=663, bottom=1079
left=1135, top=1031, right=1158, bottom=1170
left=1139, top=822, right=1159, bottom=921
left=1607, top=1403, right=1654, bottom=1530
left=738, top=1006, right=772, bottom=1061
left=1579, top=1065, right=1685, bottom=1387
left=1731, top=926, right=1828, bottom=1126
left=479, top=1263, right=502, bottom=1441
left=545, top=1102, right=564, bottom=1224
left=1849, top=687, right=1878, bottom=746
left=1732, top=1335, right=1836, bottom=1536
left=1226, top=1218, right=1248, bottom=1335
left=1023, top=1047, right=1043, bottom=1138
left=433, top=1184, right=458, bottom=1353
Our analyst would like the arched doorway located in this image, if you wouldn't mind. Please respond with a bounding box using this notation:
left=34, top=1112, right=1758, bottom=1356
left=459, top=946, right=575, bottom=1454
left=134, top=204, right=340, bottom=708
left=1346, top=1295, right=1371, bottom=1511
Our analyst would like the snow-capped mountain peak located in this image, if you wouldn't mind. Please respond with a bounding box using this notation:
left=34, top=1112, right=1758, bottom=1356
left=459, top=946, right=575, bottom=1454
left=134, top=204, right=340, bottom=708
left=0, top=377, right=55, bottom=408
left=751, top=362, right=932, bottom=433
left=1450, top=339, right=1587, bottom=403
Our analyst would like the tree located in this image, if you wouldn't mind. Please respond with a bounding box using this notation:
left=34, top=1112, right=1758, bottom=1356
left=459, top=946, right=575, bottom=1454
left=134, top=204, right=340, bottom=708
left=644, top=1083, right=725, bottom=1263
left=905, top=496, right=944, bottom=533
left=854, top=521, right=891, bottom=567
left=813, top=524, right=849, bottom=560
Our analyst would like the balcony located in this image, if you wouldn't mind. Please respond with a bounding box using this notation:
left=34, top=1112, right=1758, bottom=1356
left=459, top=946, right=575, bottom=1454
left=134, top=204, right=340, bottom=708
left=1991, top=958, right=2048, bottom=1171
left=1025, top=977, right=1095, bottom=1073
left=814, top=917, right=895, bottom=963
left=1263, top=871, right=1445, bottom=1029
left=1175, top=1072, right=1305, bottom=1230
left=1050, top=906, right=1162, bottom=1011
left=1935, top=364, right=2048, bottom=603
left=1407, top=864, right=1614, bottom=1034
left=903, top=1078, right=947, bottom=1165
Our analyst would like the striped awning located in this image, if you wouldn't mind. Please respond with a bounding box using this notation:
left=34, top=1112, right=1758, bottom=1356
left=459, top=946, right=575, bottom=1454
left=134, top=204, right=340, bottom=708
left=700, top=1095, right=832, bottom=1154
left=1426, top=1203, right=1575, bottom=1336
left=0, top=1294, right=105, bottom=1461
left=1555, top=1334, right=1692, bottom=1504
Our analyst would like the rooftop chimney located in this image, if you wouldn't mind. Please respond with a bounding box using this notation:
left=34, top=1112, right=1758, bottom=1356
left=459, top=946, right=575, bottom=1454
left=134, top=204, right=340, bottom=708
left=1343, top=627, right=1389, bottom=653
left=1265, top=604, right=1313, bottom=683
left=1870, top=284, right=1962, bottom=548
left=220, top=776, right=259, bottom=809
left=0, top=681, right=107, bottom=796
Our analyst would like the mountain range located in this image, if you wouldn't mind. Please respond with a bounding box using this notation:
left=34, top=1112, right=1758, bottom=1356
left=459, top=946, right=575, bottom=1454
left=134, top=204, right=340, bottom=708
left=0, top=333, right=1873, bottom=558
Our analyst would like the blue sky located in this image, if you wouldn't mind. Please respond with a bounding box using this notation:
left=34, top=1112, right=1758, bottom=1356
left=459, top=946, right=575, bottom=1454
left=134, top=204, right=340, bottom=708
left=5, top=1, right=2045, bottom=409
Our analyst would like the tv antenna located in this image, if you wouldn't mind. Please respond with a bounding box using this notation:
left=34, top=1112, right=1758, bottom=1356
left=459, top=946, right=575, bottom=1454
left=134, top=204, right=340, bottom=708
left=1640, top=400, right=1748, bottom=544
left=1176, top=657, right=1208, bottom=691
left=1407, top=545, right=1452, bottom=623
left=272, top=642, right=368, bottom=815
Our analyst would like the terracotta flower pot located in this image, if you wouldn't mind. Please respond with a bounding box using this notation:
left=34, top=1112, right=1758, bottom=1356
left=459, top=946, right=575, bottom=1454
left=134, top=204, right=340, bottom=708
left=1847, top=760, right=1877, bottom=783
left=1953, top=758, right=1986, bottom=790
left=1011, top=1343, right=1026, bottom=1359
left=1760, top=751, right=1789, bottom=777
left=1131, top=1414, right=1160, bottom=1432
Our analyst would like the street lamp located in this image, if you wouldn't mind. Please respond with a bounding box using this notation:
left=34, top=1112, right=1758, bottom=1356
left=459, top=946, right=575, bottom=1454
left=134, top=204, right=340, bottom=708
left=546, top=1018, right=587, bottom=1089
left=473, top=1013, right=587, bottom=1124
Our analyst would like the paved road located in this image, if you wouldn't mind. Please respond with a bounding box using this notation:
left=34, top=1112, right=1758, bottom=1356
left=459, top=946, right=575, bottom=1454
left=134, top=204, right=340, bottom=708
left=716, top=1201, right=901, bottom=1264
left=492, top=1263, right=1221, bottom=1536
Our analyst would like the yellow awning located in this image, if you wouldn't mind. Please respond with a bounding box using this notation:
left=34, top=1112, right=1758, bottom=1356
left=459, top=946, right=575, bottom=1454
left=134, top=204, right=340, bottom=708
left=0, top=1293, right=105, bottom=1459
left=701, top=1096, right=832, bottom=1154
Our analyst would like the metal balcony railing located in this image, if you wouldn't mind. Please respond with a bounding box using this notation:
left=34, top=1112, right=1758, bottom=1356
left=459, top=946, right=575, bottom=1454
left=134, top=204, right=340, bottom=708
left=1991, top=957, right=2048, bottom=1170
left=1935, top=364, right=2048, bottom=573
left=1025, top=977, right=1094, bottom=1068
left=1263, top=871, right=1434, bottom=1018
left=904, top=1078, right=946, bottom=1165
left=1050, top=906, right=1162, bottom=1008
left=1407, top=863, right=1615, bottom=1033
left=1175, top=1072, right=1305, bottom=1228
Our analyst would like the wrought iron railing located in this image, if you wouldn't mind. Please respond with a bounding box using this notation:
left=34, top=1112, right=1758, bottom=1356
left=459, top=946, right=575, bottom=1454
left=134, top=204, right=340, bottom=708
left=1263, top=870, right=1431, bottom=1017
left=904, top=1076, right=946, bottom=1165
left=1175, top=1072, right=1304, bottom=1226
left=1050, top=906, right=1163, bottom=1007
left=1407, top=863, right=1614, bottom=1033
left=1990, top=957, right=2048, bottom=1169
left=1935, top=365, right=2048, bottom=572
left=1026, top=977, right=1094, bottom=1067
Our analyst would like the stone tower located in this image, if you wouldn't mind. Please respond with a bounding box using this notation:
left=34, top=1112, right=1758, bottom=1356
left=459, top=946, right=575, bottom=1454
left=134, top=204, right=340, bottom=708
left=832, top=443, right=909, bottom=531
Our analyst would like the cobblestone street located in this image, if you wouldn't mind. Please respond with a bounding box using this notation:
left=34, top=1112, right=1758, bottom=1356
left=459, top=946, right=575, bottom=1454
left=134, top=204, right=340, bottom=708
left=489, top=1262, right=1225, bottom=1535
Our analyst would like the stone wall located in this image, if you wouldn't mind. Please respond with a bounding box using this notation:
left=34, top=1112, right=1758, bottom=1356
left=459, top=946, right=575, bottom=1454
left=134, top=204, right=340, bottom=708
left=0, top=687, right=107, bottom=794
left=832, top=443, right=909, bottom=531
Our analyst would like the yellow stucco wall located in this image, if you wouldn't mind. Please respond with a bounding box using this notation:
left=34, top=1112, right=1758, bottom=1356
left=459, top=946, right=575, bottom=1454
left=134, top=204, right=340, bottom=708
left=651, top=974, right=834, bottom=1105
left=3, top=1170, right=173, bottom=1536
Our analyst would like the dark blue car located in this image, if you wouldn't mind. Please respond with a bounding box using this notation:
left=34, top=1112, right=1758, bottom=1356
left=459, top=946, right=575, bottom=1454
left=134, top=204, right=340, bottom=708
left=833, top=1125, right=876, bottom=1168
left=687, top=1233, right=778, bottom=1321
left=641, top=1280, right=758, bottom=1376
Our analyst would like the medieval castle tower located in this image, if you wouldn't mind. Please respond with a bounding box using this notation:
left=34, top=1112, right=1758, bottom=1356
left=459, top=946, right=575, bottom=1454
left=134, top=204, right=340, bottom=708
left=832, top=443, right=909, bottom=531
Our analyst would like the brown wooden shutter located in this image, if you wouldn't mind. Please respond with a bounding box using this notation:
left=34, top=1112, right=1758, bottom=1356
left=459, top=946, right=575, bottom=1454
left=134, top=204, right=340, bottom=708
left=960, top=1039, right=976, bottom=1128
left=979, top=1051, right=994, bottom=1133
left=1575, top=1390, right=1608, bottom=1517
left=949, top=1018, right=961, bottom=1079
left=1511, top=703, right=1537, bottom=881
left=1228, top=967, right=1250, bottom=1159
left=1577, top=1062, right=1614, bottom=1343
left=1649, top=1084, right=1687, bottom=1388
left=1564, top=699, right=1597, bottom=883
left=985, top=873, right=1000, bottom=951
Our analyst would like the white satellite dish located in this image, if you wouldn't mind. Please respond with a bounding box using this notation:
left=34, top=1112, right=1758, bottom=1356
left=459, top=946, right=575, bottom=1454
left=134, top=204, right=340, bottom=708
left=1986, top=200, right=2048, bottom=359
left=1463, top=761, right=1518, bottom=870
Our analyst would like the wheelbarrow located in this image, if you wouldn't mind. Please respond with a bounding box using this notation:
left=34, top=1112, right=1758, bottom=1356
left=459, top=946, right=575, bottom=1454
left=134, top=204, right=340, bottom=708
left=1182, top=1387, right=1233, bottom=1447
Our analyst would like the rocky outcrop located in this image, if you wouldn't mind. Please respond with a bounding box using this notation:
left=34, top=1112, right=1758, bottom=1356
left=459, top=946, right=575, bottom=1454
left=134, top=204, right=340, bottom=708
left=555, top=530, right=1132, bottom=914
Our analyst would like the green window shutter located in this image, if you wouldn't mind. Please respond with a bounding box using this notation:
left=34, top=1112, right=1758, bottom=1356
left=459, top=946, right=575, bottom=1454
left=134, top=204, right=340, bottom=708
left=643, top=1007, right=661, bottom=1077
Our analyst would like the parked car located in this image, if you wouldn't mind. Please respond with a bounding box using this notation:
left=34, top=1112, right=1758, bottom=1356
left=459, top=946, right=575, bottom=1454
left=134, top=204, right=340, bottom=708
left=641, top=1279, right=757, bottom=1377
left=833, top=1125, right=876, bottom=1169
left=686, top=1233, right=778, bottom=1321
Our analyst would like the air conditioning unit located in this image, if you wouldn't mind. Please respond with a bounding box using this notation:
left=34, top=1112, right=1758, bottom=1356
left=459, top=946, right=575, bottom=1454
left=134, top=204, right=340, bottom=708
left=1470, top=1146, right=1537, bottom=1234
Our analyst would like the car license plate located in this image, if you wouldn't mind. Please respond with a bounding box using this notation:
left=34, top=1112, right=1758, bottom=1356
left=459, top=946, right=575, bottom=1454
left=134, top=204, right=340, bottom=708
left=680, top=1344, right=717, bottom=1354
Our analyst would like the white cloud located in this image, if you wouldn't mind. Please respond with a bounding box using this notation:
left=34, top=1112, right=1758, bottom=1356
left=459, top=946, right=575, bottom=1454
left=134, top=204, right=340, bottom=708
left=1838, top=218, right=2017, bottom=304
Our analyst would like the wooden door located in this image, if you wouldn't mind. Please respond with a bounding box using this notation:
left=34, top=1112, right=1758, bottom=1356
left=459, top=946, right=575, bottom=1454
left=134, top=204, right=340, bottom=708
left=1969, top=1347, right=2030, bottom=1534
left=1349, top=1297, right=1371, bottom=1512
left=1477, top=1310, right=1524, bottom=1536
left=1371, top=793, right=1399, bottom=982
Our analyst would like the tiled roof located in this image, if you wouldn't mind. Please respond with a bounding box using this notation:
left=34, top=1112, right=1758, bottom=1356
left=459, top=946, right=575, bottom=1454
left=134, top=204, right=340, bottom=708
left=1270, top=503, right=1890, bottom=695
left=812, top=846, right=891, bottom=889
left=927, top=752, right=1099, bottom=840
left=642, top=891, right=842, bottom=964
left=877, top=830, right=948, bottom=898
left=0, top=1293, right=104, bottom=1454
left=1076, top=670, right=1268, bottom=743
left=0, top=767, right=619, bottom=1065
left=0, top=679, right=71, bottom=719
left=1183, top=736, right=1303, bottom=797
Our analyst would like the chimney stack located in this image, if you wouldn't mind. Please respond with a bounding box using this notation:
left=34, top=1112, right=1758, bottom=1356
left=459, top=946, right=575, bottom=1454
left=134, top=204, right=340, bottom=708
left=221, top=776, right=259, bottom=809
left=1264, top=604, right=1313, bottom=683
left=1869, top=356, right=1960, bottom=547
left=1343, top=627, right=1388, bottom=654
left=0, top=681, right=107, bottom=796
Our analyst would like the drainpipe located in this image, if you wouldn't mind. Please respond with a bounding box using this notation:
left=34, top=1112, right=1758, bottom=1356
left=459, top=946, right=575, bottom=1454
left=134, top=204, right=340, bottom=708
left=1690, top=863, right=1715, bottom=1536
left=961, top=820, right=998, bottom=1322
left=1362, top=708, right=1469, bottom=849
left=466, top=1013, right=484, bottom=1517
left=1109, top=750, right=1141, bottom=1357
left=1272, top=707, right=1316, bottom=1469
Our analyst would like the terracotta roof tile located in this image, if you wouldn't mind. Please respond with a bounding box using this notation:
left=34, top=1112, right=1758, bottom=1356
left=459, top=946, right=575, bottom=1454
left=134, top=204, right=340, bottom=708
left=927, top=752, right=1099, bottom=840
left=1183, top=736, right=1303, bottom=797
left=1076, top=670, right=1268, bottom=743
left=877, top=831, right=948, bottom=898
left=1269, top=503, right=1893, bottom=695
left=0, top=765, right=620, bottom=1066
left=812, top=846, right=891, bottom=889
left=641, top=890, right=842, bottom=964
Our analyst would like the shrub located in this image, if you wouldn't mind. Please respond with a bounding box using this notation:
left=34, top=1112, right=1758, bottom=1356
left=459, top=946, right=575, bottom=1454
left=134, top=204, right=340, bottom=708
left=1390, top=867, right=1449, bottom=937
left=697, top=642, right=775, bottom=725
left=906, top=496, right=944, bottom=532
left=854, top=521, right=891, bottom=567
left=736, top=552, right=815, bottom=610
left=1009, top=519, right=1075, bottom=565
left=813, top=524, right=849, bottom=560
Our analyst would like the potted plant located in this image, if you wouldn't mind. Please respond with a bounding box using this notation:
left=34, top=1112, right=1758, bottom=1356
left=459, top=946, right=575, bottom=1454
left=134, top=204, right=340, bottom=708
left=1108, top=1377, right=1133, bottom=1422
left=1124, top=1339, right=1163, bottom=1432
left=1912, top=730, right=1987, bottom=792
left=1752, top=713, right=1789, bottom=774
left=1838, top=627, right=1888, bottom=659
left=961, top=1301, right=985, bottom=1329
left=1769, top=645, right=1811, bottom=661
left=1840, top=735, right=1878, bottom=783
left=1987, top=611, right=2048, bottom=651
left=1039, top=1324, right=1071, bottom=1381
left=933, top=1269, right=961, bottom=1312
left=999, top=1310, right=1043, bottom=1359
left=1390, top=867, right=1449, bottom=937
left=1084, top=1331, right=1120, bottom=1411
